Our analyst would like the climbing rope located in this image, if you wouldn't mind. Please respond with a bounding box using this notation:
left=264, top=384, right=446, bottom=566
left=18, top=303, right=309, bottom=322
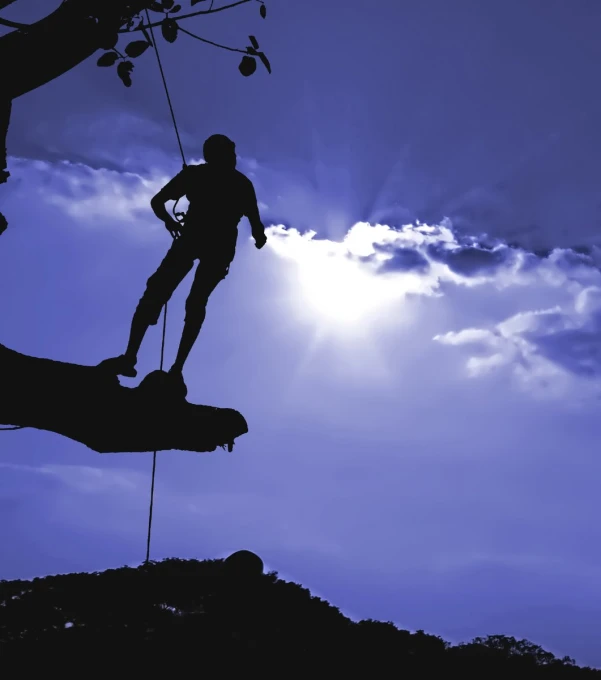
left=144, top=8, right=187, bottom=564
left=145, top=10, right=187, bottom=168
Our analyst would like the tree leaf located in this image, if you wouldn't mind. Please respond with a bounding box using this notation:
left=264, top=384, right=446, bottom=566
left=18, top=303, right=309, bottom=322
left=117, top=60, right=134, bottom=87
left=260, top=3, right=267, bottom=19
left=99, top=31, right=119, bottom=51
left=161, top=17, right=178, bottom=43
left=238, top=56, right=257, bottom=77
left=257, top=51, right=271, bottom=74
left=249, top=35, right=259, bottom=49
left=246, top=46, right=258, bottom=55
left=191, top=0, right=208, bottom=4
left=149, top=1, right=164, bottom=11
left=97, top=51, right=119, bottom=67
left=125, top=40, right=151, bottom=58
left=162, top=0, right=174, bottom=9
left=171, top=4, right=182, bottom=12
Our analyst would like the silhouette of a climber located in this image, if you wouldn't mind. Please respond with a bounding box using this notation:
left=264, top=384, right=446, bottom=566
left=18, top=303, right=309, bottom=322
left=99, top=134, right=267, bottom=380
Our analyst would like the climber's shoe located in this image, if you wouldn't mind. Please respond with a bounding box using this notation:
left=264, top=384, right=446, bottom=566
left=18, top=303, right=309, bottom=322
left=97, top=354, right=138, bottom=378
left=167, top=366, right=188, bottom=399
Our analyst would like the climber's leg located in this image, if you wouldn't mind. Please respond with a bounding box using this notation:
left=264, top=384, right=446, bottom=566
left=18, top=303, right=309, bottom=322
left=99, top=239, right=195, bottom=376
left=169, top=261, right=231, bottom=376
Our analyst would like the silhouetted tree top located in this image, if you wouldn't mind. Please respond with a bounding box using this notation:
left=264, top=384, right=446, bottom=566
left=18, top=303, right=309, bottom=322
left=1, top=555, right=599, bottom=676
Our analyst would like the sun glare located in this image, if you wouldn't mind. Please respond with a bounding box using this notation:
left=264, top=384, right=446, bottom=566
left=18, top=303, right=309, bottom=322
left=266, top=223, right=428, bottom=334
left=294, top=250, right=402, bottom=326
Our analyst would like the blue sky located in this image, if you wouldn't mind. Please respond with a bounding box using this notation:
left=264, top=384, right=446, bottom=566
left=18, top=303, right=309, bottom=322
left=2, top=0, right=601, bottom=668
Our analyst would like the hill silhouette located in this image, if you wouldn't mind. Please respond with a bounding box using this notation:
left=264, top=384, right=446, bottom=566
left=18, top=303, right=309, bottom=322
left=0, top=553, right=598, bottom=675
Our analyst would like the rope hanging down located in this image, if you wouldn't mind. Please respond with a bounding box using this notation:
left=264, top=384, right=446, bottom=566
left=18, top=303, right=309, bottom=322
left=144, top=8, right=187, bottom=564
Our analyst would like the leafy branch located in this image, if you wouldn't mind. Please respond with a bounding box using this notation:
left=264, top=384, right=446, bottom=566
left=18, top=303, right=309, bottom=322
left=97, top=0, right=270, bottom=88
left=177, top=24, right=245, bottom=53
left=117, top=0, right=266, bottom=34
left=178, top=25, right=271, bottom=74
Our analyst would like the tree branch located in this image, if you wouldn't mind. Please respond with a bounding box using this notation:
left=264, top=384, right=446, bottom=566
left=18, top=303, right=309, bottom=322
left=0, top=342, right=248, bottom=454
left=118, top=0, right=254, bottom=34
left=0, top=16, right=29, bottom=31
left=178, top=24, right=246, bottom=53
left=0, top=0, right=268, bottom=239
left=0, top=0, right=150, bottom=100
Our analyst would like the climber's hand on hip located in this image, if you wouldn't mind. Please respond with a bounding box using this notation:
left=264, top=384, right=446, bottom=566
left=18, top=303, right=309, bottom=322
left=164, top=217, right=182, bottom=240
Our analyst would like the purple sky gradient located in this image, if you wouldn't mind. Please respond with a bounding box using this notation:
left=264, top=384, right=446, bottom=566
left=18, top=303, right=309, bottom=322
left=1, top=0, right=601, bottom=669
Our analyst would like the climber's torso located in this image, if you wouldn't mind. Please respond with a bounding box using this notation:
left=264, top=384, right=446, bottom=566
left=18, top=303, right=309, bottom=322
left=180, top=164, right=255, bottom=258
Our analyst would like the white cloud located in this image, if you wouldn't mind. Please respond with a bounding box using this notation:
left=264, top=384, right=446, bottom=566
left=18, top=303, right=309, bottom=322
left=435, top=289, right=601, bottom=402
left=5, top=152, right=255, bottom=242
left=7, top=157, right=170, bottom=239
left=265, top=220, right=601, bottom=403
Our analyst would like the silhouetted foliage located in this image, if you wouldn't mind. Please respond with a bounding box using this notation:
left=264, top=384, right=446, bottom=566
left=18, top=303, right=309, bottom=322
left=89, top=0, right=273, bottom=89
left=238, top=54, right=256, bottom=76
left=0, top=557, right=598, bottom=676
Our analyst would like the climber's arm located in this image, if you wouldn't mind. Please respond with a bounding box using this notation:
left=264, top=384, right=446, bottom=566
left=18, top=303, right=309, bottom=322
left=245, top=179, right=267, bottom=249
left=150, top=168, right=188, bottom=224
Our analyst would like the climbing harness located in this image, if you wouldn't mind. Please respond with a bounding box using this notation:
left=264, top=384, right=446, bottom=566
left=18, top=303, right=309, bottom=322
left=173, top=196, right=186, bottom=226
left=143, top=8, right=188, bottom=565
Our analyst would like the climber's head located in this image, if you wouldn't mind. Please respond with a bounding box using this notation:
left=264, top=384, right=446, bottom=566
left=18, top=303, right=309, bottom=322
left=203, top=134, right=236, bottom=170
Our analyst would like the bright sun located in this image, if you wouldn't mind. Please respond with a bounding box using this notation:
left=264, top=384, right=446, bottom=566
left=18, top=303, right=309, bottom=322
left=265, top=223, right=424, bottom=334
left=293, top=250, right=403, bottom=326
